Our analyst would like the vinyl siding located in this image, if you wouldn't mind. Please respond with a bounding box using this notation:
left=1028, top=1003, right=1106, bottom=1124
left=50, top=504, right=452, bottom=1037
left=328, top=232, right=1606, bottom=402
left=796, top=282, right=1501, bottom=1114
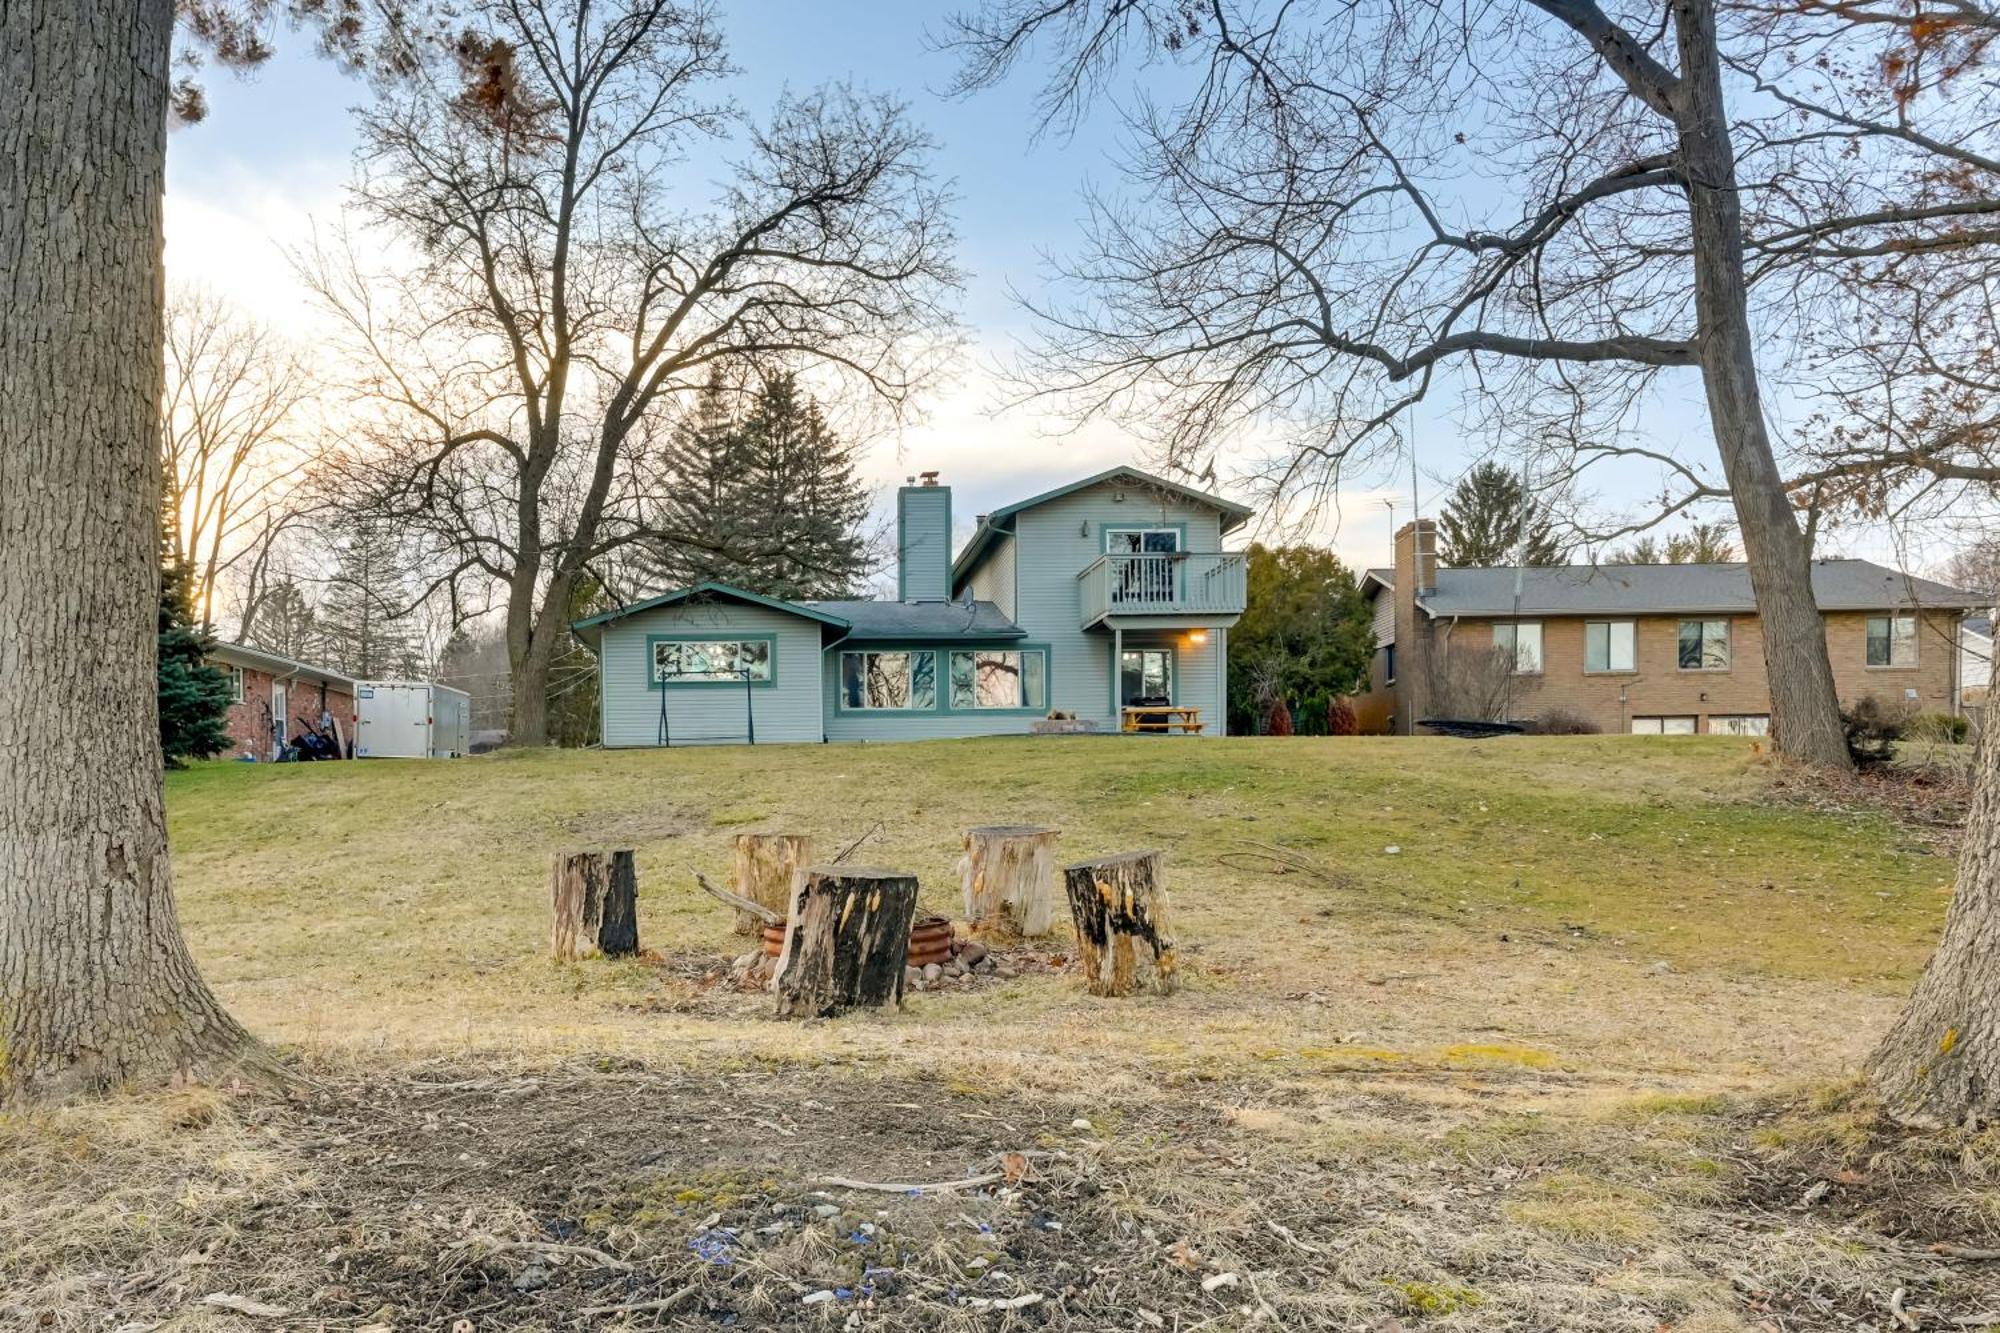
left=966, top=533, right=1018, bottom=620
left=1010, top=481, right=1229, bottom=732
left=897, top=486, right=952, bottom=601
left=597, top=602, right=825, bottom=746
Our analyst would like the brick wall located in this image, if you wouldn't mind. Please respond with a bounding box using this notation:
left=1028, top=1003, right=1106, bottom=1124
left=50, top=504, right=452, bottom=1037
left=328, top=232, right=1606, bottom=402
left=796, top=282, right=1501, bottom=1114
left=214, top=662, right=357, bottom=758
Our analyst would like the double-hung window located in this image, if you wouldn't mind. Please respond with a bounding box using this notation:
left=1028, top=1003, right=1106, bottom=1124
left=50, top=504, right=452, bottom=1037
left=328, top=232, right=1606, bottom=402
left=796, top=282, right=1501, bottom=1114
left=840, top=650, right=937, bottom=710
left=651, top=637, right=774, bottom=685
left=1493, top=621, right=1543, bottom=674
left=1866, top=614, right=1917, bottom=667
left=224, top=665, right=245, bottom=702
left=948, top=649, right=1047, bottom=710
left=1677, top=619, right=1731, bottom=671
left=1584, top=620, right=1636, bottom=673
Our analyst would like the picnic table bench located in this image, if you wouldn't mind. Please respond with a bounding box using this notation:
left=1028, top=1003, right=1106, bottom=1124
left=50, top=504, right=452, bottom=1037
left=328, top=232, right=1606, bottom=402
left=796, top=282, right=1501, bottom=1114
left=1121, top=705, right=1204, bottom=735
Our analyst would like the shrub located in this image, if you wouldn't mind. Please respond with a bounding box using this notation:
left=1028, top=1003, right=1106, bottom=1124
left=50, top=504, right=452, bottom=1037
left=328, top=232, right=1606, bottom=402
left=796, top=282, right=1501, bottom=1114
left=1265, top=696, right=1295, bottom=736
left=1534, top=705, right=1601, bottom=735
left=1909, top=711, right=1970, bottom=745
left=1328, top=697, right=1359, bottom=736
left=1842, top=695, right=1916, bottom=766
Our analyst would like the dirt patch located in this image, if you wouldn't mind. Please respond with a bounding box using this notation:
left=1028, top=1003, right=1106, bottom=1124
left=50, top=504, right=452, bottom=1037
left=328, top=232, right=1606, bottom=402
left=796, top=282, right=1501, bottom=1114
left=10, top=1058, right=2000, bottom=1331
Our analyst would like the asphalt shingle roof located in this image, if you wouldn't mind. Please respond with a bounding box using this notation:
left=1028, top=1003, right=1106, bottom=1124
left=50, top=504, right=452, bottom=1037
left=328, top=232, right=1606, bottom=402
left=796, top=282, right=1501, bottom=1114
left=805, top=598, right=1026, bottom=641
left=1371, top=559, right=1985, bottom=616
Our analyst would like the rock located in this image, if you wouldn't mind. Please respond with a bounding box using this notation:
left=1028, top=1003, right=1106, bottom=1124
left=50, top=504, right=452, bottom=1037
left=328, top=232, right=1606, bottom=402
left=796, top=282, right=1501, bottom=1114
left=814, top=1203, right=841, bottom=1218
left=733, top=952, right=758, bottom=971
left=905, top=966, right=921, bottom=988
left=959, top=941, right=988, bottom=967
left=513, top=1264, right=550, bottom=1292
left=923, top=962, right=943, bottom=983
left=949, top=955, right=970, bottom=977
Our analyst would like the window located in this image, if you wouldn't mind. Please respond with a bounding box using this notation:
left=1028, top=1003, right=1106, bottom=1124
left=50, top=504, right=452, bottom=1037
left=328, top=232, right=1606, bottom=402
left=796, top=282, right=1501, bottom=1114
left=1493, top=621, right=1544, bottom=674
left=840, top=650, right=936, bottom=710
left=1677, top=619, right=1731, bottom=671
left=224, top=665, right=245, bottom=702
left=1384, top=643, right=1396, bottom=684
left=1119, top=648, right=1173, bottom=705
left=1867, top=614, right=1918, bottom=667
left=1584, top=621, right=1636, bottom=673
left=1710, top=714, right=1770, bottom=736
left=1105, top=527, right=1182, bottom=555
left=949, top=649, right=1048, bottom=710
left=1631, top=716, right=1697, bottom=735
left=1106, top=527, right=1182, bottom=605
left=651, top=637, right=774, bottom=686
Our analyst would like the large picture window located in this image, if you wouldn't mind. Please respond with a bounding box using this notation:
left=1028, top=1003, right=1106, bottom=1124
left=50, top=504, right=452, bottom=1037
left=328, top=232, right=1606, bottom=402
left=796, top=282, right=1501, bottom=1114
left=1866, top=614, right=1917, bottom=667
left=1584, top=620, right=1636, bottom=673
left=1492, top=621, right=1544, bottom=674
left=949, top=649, right=1048, bottom=710
left=651, top=636, right=774, bottom=686
left=841, top=650, right=936, bottom=710
left=1677, top=619, right=1731, bottom=671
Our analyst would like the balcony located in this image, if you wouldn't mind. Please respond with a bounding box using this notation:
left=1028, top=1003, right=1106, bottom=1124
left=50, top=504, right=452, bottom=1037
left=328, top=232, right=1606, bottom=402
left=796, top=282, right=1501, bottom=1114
left=1077, top=551, right=1248, bottom=629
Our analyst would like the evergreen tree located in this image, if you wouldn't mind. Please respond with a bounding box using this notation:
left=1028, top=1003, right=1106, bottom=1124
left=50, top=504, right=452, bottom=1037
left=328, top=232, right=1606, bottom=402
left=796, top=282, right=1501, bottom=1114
left=1226, top=544, right=1376, bottom=734
left=1438, top=463, right=1566, bottom=567
left=158, top=542, right=232, bottom=768
left=736, top=373, right=871, bottom=599
left=245, top=579, right=324, bottom=661
left=1612, top=521, right=1740, bottom=564
left=318, top=518, right=423, bottom=678
left=644, top=370, right=757, bottom=591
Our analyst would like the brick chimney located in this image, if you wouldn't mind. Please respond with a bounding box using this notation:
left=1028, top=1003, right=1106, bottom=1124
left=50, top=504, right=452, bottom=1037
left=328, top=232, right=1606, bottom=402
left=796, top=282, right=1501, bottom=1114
left=1391, top=519, right=1437, bottom=733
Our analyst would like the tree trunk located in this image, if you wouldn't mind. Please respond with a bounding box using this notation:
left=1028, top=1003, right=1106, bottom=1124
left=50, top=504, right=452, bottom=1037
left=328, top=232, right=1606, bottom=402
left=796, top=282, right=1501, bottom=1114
left=960, top=825, right=1059, bottom=938
left=733, top=833, right=810, bottom=935
left=1063, top=851, right=1179, bottom=997
left=549, top=850, right=639, bottom=960
left=1672, top=0, right=1851, bottom=771
left=1871, top=723, right=2000, bottom=1126
left=774, top=866, right=919, bottom=1018
left=508, top=628, right=555, bottom=748
left=0, top=0, right=256, bottom=1101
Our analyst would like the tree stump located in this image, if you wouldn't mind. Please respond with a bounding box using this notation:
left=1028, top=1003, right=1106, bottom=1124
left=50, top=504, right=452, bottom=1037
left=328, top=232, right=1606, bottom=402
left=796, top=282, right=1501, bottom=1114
left=1063, top=850, right=1178, bottom=997
left=550, top=850, right=639, bottom=960
left=960, top=825, right=1059, bottom=938
left=732, top=833, right=810, bottom=935
left=774, top=865, right=920, bottom=1018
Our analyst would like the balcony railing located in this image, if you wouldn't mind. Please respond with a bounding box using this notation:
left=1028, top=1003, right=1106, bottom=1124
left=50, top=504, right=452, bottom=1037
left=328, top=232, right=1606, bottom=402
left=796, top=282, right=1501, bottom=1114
left=1077, top=551, right=1248, bottom=627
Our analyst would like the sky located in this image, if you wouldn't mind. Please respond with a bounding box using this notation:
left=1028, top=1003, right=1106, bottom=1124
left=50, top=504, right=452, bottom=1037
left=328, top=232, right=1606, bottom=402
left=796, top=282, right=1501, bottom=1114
left=160, top=0, right=1950, bottom=579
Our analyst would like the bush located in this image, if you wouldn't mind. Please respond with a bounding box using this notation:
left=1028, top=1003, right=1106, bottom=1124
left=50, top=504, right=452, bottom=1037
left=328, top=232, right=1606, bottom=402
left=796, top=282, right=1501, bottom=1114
left=1842, top=695, right=1916, bottom=766
left=1265, top=696, right=1295, bottom=736
left=1909, top=711, right=1970, bottom=745
left=1533, top=706, right=1601, bottom=735
left=1328, top=697, right=1359, bottom=736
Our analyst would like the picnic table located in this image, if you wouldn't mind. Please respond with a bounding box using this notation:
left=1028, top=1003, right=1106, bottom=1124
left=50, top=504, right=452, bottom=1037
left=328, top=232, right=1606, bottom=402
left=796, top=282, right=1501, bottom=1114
left=1121, top=705, right=1205, bottom=735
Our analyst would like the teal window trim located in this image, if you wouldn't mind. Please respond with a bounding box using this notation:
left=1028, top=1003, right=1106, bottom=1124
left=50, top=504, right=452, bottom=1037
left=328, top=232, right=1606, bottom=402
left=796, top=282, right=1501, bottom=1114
left=834, top=645, right=942, bottom=713
left=1111, top=641, right=1178, bottom=710
left=943, top=643, right=1052, bottom=715
left=646, top=633, right=779, bottom=690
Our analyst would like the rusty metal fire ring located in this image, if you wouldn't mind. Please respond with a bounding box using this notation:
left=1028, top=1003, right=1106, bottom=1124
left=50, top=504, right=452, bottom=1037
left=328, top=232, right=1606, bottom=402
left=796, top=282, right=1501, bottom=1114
left=907, top=915, right=955, bottom=968
left=760, top=923, right=786, bottom=958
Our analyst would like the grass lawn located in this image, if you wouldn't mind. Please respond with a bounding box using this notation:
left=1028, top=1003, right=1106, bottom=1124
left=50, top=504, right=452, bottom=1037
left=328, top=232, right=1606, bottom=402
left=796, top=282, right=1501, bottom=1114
left=6, top=736, right=1994, bottom=1331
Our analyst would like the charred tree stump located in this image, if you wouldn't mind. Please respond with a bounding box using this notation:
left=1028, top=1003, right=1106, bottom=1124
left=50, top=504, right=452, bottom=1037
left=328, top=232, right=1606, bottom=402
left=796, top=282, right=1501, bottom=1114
left=732, top=833, right=810, bottom=935
left=961, top=825, right=1059, bottom=938
left=550, top=850, right=639, bottom=961
left=774, top=866, right=920, bottom=1018
left=1063, top=850, right=1178, bottom=997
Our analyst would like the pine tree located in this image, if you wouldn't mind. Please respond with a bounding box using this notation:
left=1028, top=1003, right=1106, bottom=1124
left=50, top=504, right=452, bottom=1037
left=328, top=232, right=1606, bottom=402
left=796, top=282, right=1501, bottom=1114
left=735, top=373, right=871, bottom=599
left=1437, top=463, right=1566, bottom=567
left=318, top=519, right=423, bottom=678
left=644, top=370, right=757, bottom=591
left=158, top=537, right=232, bottom=768
left=1612, top=521, right=1740, bottom=564
left=245, top=580, right=324, bottom=661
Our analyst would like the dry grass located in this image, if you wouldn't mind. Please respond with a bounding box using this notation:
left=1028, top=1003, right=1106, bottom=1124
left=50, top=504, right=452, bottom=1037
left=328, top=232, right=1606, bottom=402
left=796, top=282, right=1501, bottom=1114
left=2, top=735, right=1994, bottom=1329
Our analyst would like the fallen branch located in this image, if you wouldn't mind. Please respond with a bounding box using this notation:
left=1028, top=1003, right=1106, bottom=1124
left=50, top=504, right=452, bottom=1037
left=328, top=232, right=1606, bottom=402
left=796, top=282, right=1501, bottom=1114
left=692, top=868, right=783, bottom=927
left=201, top=1293, right=290, bottom=1318
left=1934, top=1243, right=2000, bottom=1260
left=816, top=1171, right=1003, bottom=1195
left=832, top=822, right=882, bottom=865
left=445, top=1236, right=633, bottom=1272
left=574, top=1287, right=695, bottom=1318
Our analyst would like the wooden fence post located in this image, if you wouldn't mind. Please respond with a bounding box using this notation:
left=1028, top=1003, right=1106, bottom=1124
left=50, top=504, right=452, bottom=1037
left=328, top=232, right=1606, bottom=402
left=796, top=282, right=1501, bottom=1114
left=961, top=825, right=1059, bottom=937
left=551, top=849, right=639, bottom=960
left=774, top=865, right=920, bottom=1018
left=732, top=833, right=810, bottom=935
left=1063, top=850, right=1177, bottom=997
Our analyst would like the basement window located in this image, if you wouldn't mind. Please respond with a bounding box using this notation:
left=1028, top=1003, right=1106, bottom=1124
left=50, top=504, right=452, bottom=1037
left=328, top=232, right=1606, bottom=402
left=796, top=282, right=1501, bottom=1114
left=1709, top=714, right=1770, bottom=736
left=1867, top=614, right=1917, bottom=667
left=840, top=650, right=937, bottom=710
left=1631, top=716, right=1697, bottom=735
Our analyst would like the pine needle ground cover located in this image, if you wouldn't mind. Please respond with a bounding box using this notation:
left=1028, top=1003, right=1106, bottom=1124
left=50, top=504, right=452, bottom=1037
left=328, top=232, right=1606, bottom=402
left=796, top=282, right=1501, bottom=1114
left=5, top=737, right=1991, bottom=1329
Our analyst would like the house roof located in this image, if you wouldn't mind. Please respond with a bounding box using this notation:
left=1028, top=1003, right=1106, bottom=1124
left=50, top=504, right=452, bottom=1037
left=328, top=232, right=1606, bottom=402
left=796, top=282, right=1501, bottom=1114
left=571, top=581, right=853, bottom=651
left=1368, top=559, right=1986, bottom=617
left=803, top=598, right=1026, bottom=641
left=208, top=641, right=356, bottom=689
left=951, top=465, right=1254, bottom=589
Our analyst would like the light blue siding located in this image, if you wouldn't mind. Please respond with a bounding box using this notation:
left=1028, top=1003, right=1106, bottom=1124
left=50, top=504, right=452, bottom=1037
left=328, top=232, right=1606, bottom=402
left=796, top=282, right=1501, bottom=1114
left=966, top=533, right=1017, bottom=620
left=1008, top=480, right=1229, bottom=732
left=897, top=486, right=952, bottom=601
left=598, top=602, right=824, bottom=746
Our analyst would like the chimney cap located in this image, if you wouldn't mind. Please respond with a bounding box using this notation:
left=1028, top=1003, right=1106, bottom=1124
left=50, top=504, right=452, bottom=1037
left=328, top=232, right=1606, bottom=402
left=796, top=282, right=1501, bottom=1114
left=918, top=469, right=941, bottom=487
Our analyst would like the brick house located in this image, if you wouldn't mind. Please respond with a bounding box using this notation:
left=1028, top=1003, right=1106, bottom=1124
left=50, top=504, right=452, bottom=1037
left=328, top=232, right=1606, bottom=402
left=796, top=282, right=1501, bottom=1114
left=206, top=643, right=358, bottom=760
left=1347, top=519, right=1986, bottom=736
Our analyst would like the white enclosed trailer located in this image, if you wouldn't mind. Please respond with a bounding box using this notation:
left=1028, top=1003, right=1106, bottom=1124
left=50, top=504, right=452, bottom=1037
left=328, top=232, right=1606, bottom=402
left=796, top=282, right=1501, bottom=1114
left=354, top=681, right=472, bottom=759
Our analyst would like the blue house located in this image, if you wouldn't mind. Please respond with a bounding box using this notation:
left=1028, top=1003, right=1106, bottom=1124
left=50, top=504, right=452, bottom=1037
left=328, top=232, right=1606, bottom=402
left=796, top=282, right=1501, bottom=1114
left=571, top=466, right=1251, bottom=744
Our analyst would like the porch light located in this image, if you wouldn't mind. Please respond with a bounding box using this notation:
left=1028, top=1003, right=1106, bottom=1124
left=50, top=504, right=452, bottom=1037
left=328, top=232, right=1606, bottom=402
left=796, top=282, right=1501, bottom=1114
left=1187, top=629, right=1209, bottom=645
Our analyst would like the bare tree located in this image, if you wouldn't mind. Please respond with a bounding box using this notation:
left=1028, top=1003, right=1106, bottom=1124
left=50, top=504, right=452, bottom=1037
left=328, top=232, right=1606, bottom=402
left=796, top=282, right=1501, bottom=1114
left=161, top=289, right=321, bottom=630
left=304, top=0, right=959, bottom=745
left=949, top=0, right=2000, bottom=768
